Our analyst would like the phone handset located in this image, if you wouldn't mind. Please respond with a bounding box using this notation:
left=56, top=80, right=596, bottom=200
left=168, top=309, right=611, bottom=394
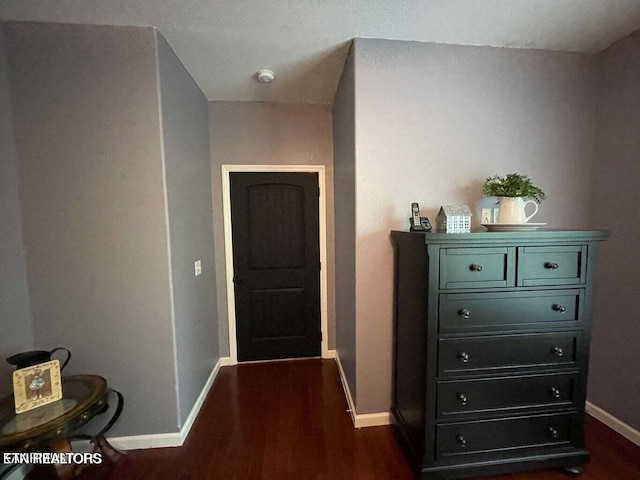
left=410, top=203, right=432, bottom=232
left=411, top=203, right=421, bottom=228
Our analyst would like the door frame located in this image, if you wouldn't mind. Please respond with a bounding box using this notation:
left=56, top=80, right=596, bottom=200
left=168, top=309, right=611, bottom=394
left=222, top=165, right=330, bottom=364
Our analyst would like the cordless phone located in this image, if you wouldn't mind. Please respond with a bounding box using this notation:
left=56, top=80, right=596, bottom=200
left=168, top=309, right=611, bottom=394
left=409, top=203, right=432, bottom=232
left=411, top=203, right=421, bottom=228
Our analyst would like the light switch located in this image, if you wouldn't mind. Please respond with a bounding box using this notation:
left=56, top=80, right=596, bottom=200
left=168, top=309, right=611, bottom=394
left=194, top=260, right=202, bottom=276
left=481, top=208, right=493, bottom=224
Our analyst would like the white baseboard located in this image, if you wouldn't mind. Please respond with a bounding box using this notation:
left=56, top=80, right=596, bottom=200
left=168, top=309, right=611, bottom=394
left=333, top=354, right=391, bottom=429
left=586, top=401, right=640, bottom=447
left=334, top=354, right=357, bottom=426
left=325, top=349, right=336, bottom=359
left=354, top=412, right=392, bottom=428
left=219, top=356, right=234, bottom=367
left=108, top=431, right=183, bottom=450
left=108, top=357, right=223, bottom=450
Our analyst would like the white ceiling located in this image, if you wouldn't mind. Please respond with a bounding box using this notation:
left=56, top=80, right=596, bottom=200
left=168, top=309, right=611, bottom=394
left=2, top=0, right=640, bottom=104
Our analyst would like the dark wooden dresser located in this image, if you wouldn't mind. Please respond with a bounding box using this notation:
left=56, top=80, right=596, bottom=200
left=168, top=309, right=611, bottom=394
left=390, top=230, right=608, bottom=479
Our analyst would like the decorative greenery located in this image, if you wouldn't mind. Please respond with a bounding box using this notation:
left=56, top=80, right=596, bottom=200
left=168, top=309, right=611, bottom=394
left=482, top=173, right=546, bottom=203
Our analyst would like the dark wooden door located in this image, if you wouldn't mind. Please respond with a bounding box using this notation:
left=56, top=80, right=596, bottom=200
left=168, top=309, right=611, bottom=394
left=230, top=172, right=321, bottom=362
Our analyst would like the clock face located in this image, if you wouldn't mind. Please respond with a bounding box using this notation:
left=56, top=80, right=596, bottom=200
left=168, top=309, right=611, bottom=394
left=12, top=360, right=63, bottom=414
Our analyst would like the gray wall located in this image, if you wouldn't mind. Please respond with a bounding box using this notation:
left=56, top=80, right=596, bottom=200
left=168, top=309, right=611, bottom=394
left=156, top=32, right=219, bottom=425
left=349, top=38, right=598, bottom=414
left=208, top=101, right=335, bottom=357
left=6, top=22, right=178, bottom=436
left=332, top=44, right=357, bottom=404
left=0, top=24, right=33, bottom=396
left=588, top=31, right=640, bottom=431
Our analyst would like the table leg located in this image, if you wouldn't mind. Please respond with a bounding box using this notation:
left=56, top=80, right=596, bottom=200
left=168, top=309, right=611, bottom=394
left=96, top=389, right=125, bottom=462
left=95, top=436, right=124, bottom=464
left=68, top=389, right=126, bottom=465
left=96, top=390, right=124, bottom=439
left=50, top=439, right=75, bottom=480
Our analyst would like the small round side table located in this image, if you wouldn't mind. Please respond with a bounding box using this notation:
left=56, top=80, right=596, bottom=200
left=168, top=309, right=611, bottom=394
left=0, top=375, right=123, bottom=479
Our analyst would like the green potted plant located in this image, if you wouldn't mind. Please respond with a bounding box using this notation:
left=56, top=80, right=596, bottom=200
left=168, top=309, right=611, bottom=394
left=482, top=173, right=546, bottom=202
left=482, top=173, right=546, bottom=223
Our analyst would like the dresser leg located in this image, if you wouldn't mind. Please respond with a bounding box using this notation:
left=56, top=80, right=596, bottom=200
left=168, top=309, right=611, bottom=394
left=563, top=465, right=583, bottom=475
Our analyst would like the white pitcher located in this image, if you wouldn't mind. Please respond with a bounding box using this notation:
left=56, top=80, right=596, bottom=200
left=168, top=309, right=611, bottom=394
left=496, top=197, right=538, bottom=223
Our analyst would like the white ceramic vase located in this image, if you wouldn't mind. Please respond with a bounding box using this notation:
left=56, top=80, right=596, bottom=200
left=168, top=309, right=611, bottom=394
left=496, top=197, right=539, bottom=224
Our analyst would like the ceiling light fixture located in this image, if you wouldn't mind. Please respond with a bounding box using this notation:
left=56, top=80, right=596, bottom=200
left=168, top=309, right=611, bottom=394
left=256, top=69, right=275, bottom=83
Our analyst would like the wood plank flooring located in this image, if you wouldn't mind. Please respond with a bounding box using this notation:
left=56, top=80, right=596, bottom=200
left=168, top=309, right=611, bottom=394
left=32, top=358, right=640, bottom=479
left=107, top=358, right=412, bottom=480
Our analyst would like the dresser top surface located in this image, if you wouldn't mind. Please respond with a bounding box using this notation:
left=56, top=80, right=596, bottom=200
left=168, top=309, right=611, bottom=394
left=391, top=229, right=609, bottom=245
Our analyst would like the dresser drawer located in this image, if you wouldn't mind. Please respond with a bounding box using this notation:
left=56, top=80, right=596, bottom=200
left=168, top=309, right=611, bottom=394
left=440, top=247, right=515, bottom=289
left=517, top=246, right=586, bottom=286
left=436, top=413, right=575, bottom=458
left=436, top=373, right=578, bottom=419
left=439, top=290, right=583, bottom=333
left=438, top=332, right=580, bottom=377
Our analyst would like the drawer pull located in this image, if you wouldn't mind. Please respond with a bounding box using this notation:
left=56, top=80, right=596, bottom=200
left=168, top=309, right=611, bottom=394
left=550, top=387, right=561, bottom=398
left=551, top=346, right=564, bottom=357
left=547, top=426, right=559, bottom=439
left=457, top=392, right=468, bottom=405
left=456, top=434, right=467, bottom=448
left=458, top=308, right=471, bottom=319
left=552, top=304, right=566, bottom=313
left=545, top=262, right=559, bottom=270
left=469, top=264, right=483, bottom=272
left=458, top=352, right=470, bottom=363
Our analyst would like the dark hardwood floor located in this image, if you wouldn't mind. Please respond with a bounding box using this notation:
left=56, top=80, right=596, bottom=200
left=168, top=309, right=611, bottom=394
left=106, top=359, right=412, bottom=480
left=31, top=359, right=640, bottom=479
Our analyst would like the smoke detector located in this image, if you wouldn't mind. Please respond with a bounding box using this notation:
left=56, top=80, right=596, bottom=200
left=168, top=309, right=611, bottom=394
left=256, top=69, right=275, bottom=83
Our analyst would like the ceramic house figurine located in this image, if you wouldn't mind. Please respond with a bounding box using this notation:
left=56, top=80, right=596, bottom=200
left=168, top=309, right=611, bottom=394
left=437, top=205, right=472, bottom=233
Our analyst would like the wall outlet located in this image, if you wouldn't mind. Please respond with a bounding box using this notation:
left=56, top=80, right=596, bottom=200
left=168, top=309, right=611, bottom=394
left=194, top=260, right=202, bottom=276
